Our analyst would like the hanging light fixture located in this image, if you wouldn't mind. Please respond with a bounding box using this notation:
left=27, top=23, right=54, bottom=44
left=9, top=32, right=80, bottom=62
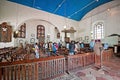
left=63, top=0, right=68, bottom=30
left=64, top=25, right=66, bottom=29
left=13, top=3, right=19, bottom=38
left=90, top=12, right=94, bottom=40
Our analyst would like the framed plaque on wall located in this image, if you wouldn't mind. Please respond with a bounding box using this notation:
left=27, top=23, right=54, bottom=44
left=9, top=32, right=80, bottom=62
left=0, top=22, right=12, bottom=42
left=30, top=38, right=35, bottom=44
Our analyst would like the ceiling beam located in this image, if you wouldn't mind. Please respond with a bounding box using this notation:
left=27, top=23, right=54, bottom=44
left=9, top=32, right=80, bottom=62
left=68, top=0, right=97, bottom=18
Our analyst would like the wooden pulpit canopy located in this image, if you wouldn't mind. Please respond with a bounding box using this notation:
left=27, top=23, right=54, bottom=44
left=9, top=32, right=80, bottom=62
left=61, top=27, right=76, bottom=33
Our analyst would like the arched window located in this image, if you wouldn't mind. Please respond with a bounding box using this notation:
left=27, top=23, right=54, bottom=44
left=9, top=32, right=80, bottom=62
left=91, top=22, right=104, bottom=40
left=37, top=25, right=45, bottom=42
left=18, top=23, right=26, bottom=38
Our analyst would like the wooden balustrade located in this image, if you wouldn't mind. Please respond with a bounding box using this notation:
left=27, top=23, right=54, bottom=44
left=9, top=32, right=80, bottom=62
left=0, top=56, right=65, bottom=80
left=102, top=49, right=113, bottom=61
left=67, top=53, right=95, bottom=71
left=83, top=53, right=95, bottom=66
left=94, top=49, right=113, bottom=65
left=0, top=49, right=113, bottom=80
left=67, top=49, right=113, bottom=71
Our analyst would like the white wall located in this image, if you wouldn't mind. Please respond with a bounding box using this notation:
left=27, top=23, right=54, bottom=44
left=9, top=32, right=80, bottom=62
left=77, top=1, right=120, bottom=46
left=0, top=0, right=78, bottom=48
left=1, top=0, right=120, bottom=48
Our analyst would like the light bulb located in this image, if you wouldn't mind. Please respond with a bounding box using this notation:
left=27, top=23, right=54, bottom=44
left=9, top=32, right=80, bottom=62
left=16, top=30, right=19, bottom=34
left=107, top=8, right=110, bottom=11
left=96, top=0, right=99, bottom=2
left=64, top=25, right=66, bottom=29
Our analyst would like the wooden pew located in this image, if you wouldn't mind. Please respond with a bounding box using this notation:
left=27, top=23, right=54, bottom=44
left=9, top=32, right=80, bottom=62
left=67, top=53, right=95, bottom=71
left=0, top=56, right=65, bottom=80
left=0, top=47, right=17, bottom=62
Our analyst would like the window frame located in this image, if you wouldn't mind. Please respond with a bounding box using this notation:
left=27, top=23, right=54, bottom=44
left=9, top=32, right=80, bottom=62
left=91, top=21, right=104, bottom=40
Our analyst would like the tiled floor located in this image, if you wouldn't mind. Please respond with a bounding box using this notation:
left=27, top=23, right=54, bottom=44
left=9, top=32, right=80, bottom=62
left=52, top=56, right=120, bottom=80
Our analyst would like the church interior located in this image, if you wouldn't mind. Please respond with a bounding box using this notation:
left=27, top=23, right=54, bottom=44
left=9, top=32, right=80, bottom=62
left=0, top=0, right=120, bottom=80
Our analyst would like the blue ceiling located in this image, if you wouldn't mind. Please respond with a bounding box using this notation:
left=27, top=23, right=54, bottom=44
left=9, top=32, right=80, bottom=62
left=8, top=0, right=112, bottom=21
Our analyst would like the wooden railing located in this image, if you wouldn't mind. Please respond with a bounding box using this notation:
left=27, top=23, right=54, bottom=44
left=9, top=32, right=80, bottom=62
left=0, top=49, right=113, bottom=80
left=94, top=49, right=113, bottom=65
left=67, top=53, right=95, bottom=71
left=67, top=49, right=113, bottom=71
left=102, top=49, right=113, bottom=61
left=0, top=56, right=65, bottom=80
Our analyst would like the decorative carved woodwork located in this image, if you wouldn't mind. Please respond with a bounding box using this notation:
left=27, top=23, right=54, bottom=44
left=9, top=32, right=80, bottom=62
left=0, top=22, right=12, bottom=42
left=65, top=37, right=70, bottom=43
left=61, top=27, right=76, bottom=33
left=62, top=27, right=76, bottom=42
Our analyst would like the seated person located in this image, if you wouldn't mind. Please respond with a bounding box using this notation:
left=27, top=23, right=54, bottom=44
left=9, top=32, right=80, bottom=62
left=80, top=42, right=86, bottom=53
left=80, top=42, right=84, bottom=48
left=104, top=43, right=109, bottom=50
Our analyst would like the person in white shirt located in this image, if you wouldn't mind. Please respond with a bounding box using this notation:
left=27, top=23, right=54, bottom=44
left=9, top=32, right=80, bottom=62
left=74, top=42, right=78, bottom=54
left=34, top=43, right=39, bottom=58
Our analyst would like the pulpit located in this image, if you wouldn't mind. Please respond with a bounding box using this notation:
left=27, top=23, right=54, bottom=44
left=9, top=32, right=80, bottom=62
left=61, top=27, right=76, bottom=42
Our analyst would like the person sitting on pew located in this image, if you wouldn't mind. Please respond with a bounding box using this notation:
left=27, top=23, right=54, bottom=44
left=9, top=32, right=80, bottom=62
left=11, top=43, right=25, bottom=61
left=104, top=43, right=109, bottom=50
left=80, top=42, right=85, bottom=53
left=25, top=43, right=30, bottom=54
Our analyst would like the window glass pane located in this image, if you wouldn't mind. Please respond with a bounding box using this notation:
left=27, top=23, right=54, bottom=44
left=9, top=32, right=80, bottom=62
left=91, top=22, right=104, bottom=40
